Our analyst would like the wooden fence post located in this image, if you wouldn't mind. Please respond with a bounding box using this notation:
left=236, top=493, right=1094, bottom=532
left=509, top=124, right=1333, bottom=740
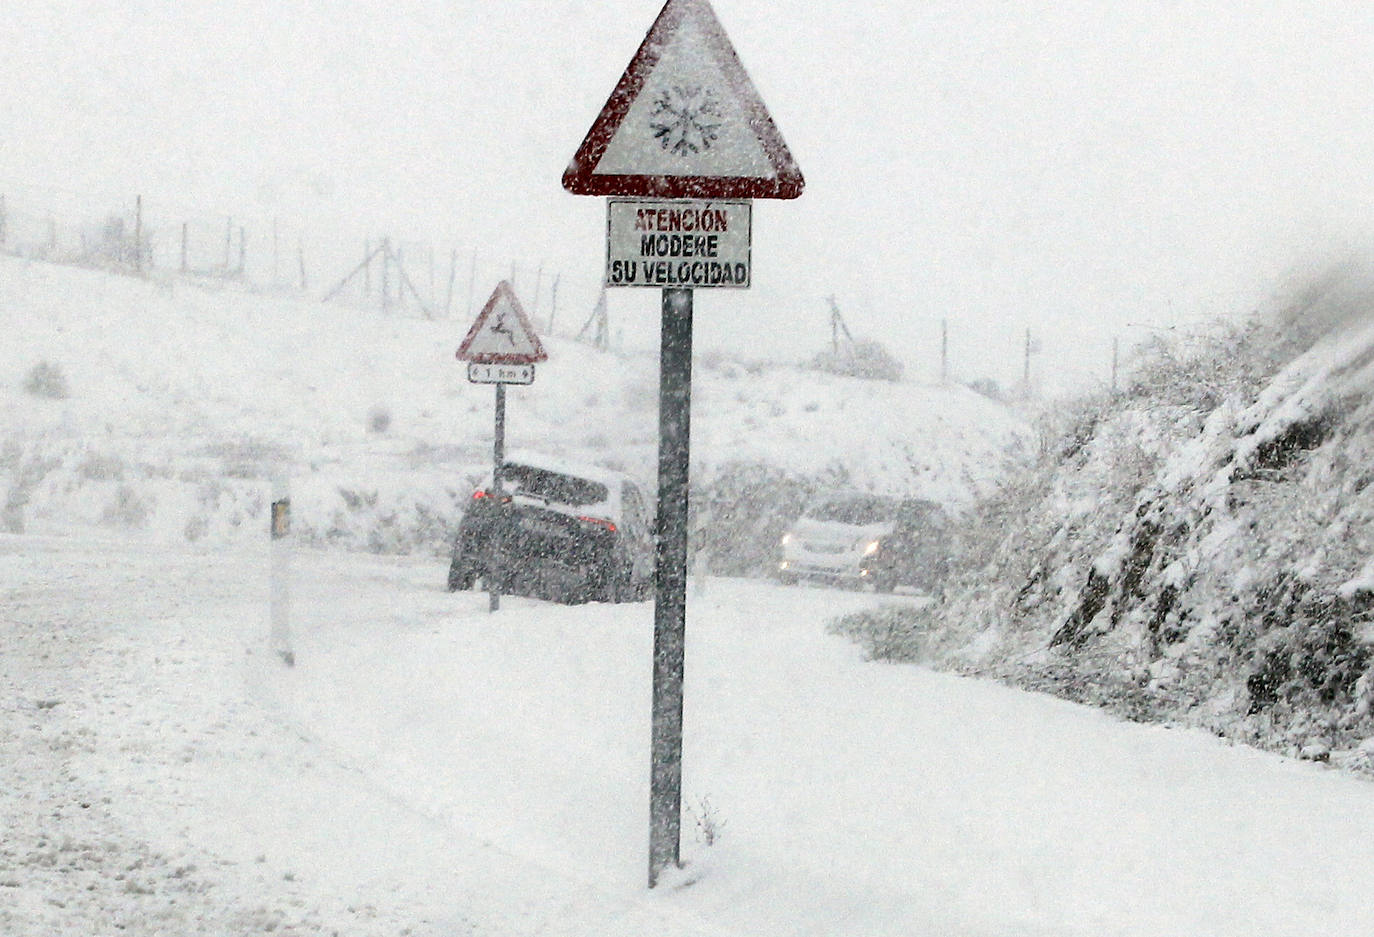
left=444, top=248, right=457, bottom=317
left=133, top=195, right=143, bottom=274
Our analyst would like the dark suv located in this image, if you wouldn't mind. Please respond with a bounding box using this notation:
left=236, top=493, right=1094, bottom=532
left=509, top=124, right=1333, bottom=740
left=447, top=454, right=655, bottom=603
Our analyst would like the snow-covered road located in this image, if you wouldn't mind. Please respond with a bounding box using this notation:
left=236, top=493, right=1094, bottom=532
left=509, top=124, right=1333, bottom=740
left=6, top=534, right=1374, bottom=935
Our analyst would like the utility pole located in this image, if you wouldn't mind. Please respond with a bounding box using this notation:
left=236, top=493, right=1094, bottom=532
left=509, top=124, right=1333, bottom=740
left=132, top=195, right=143, bottom=274
left=467, top=254, right=477, bottom=318
left=1023, top=327, right=1032, bottom=397
left=940, top=318, right=948, bottom=383
left=0, top=194, right=7, bottom=251
left=548, top=274, right=560, bottom=336
left=1111, top=337, right=1120, bottom=392
left=381, top=237, right=391, bottom=314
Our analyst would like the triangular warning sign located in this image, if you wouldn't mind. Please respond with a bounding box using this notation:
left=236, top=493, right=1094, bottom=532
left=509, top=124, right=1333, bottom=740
left=563, top=0, right=804, bottom=200
left=456, top=281, right=548, bottom=364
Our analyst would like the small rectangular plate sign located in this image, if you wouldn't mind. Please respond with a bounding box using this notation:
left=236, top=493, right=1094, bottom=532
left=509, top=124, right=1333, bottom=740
left=606, top=199, right=751, bottom=289
left=467, top=362, right=536, bottom=385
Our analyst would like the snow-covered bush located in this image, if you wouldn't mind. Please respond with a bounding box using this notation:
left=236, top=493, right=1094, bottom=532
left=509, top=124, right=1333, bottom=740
left=688, top=795, right=728, bottom=846
left=367, top=404, right=392, bottom=434
left=828, top=604, right=928, bottom=663
left=691, top=461, right=821, bottom=576
left=809, top=339, right=905, bottom=383
left=23, top=361, right=69, bottom=399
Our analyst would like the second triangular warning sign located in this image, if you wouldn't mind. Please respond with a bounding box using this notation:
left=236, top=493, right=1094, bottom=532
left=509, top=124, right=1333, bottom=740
left=457, top=281, right=548, bottom=364
left=563, top=0, right=803, bottom=200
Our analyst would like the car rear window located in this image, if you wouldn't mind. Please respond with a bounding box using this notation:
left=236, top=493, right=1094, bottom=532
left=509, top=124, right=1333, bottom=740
left=805, top=495, right=897, bottom=525
left=501, top=464, right=609, bottom=507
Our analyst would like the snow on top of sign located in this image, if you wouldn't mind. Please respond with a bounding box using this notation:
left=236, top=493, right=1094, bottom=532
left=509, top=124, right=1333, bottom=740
left=456, top=281, right=547, bottom=364
left=563, top=0, right=803, bottom=199
left=593, top=17, right=775, bottom=180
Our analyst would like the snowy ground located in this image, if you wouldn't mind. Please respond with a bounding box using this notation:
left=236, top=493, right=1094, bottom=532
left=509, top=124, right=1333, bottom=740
left=7, top=532, right=1374, bottom=936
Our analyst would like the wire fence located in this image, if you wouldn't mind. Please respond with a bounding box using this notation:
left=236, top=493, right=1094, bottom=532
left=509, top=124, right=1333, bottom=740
left=0, top=181, right=589, bottom=337
left=0, top=179, right=1160, bottom=396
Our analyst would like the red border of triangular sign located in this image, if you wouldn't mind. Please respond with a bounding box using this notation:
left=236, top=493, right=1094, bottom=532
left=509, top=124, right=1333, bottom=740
left=562, top=0, right=804, bottom=200
left=456, top=280, right=549, bottom=365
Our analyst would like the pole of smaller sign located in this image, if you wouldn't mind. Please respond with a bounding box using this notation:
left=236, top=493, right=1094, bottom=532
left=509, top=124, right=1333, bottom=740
left=489, top=382, right=506, bottom=613
left=649, top=286, right=692, bottom=887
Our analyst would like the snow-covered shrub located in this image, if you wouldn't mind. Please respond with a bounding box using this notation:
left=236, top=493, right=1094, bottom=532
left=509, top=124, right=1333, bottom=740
left=809, top=339, right=904, bottom=383
left=692, top=461, right=815, bottom=576
left=102, top=484, right=150, bottom=528
left=23, top=361, right=69, bottom=399
left=289, top=476, right=468, bottom=556
left=367, top=404, right=392, bottom=434
left=966, top=378, right=1005, bottom=401
left=687, top=795, right=727, bottom=846
left=828, top=604, right=929, bottom=662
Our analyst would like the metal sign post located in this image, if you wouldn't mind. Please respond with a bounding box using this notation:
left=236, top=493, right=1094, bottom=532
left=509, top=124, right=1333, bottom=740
left=562, top=0, right=804, bottom=888
left=490, top=381, right=506, bottom=612
left=456, top=281, right=548, bottom=614
left=650, top=286, right=693, bottom=880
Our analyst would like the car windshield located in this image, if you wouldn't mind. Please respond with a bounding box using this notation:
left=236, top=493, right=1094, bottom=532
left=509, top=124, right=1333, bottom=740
left=500, top=463, right=609, bottom=507
left=805, top=494, right=896, bottom=525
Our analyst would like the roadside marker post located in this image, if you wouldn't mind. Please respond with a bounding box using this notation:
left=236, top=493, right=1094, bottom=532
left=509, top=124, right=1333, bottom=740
left=457, top=281, right=548, bottom=612
left=563, top=0, right=803, bottom=887
left=269, top=471, right=295, bottom=667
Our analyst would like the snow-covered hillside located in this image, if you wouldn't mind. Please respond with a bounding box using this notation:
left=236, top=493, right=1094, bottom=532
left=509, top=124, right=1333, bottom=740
left=840, top=264, right=1374, bottom=772
left=0, top=255, right=1030, bottom=559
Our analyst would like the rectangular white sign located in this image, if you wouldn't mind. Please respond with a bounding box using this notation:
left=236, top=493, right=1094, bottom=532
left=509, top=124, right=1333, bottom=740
left=605, top=199, right=751, bottom=289
left=467, top=362, right=535, bottom=385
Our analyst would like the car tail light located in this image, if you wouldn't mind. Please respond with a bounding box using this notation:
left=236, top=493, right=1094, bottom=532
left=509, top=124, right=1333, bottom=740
left=579, top=515, right=617, bottom=533
left=472, top=489, right=488, bottom=500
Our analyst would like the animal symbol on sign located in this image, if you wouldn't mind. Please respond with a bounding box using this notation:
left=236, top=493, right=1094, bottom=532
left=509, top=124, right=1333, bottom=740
left=491, top=311, right=518, bottom=348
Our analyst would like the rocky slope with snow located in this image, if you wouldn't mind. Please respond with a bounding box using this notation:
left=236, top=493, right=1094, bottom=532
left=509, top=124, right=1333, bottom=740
left=850, top=264, right=1374, bottom=772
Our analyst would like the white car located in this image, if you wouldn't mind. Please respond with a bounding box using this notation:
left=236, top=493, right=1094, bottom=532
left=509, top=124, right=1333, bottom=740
left=777, top=493, right=950, bottom=593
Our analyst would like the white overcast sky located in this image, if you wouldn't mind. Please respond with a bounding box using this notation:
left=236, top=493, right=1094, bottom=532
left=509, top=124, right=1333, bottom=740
left=6, top=0, right=1374, bottom=393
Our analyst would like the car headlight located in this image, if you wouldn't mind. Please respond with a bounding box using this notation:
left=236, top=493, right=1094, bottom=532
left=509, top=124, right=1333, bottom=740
left=781, top=532, right=792, bottom=546
left=862, top=539, right=881, bottom=556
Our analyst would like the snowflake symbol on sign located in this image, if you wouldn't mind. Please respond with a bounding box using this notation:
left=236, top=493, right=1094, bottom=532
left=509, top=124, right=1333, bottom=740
left=649, top=85, right=724, bottom=156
